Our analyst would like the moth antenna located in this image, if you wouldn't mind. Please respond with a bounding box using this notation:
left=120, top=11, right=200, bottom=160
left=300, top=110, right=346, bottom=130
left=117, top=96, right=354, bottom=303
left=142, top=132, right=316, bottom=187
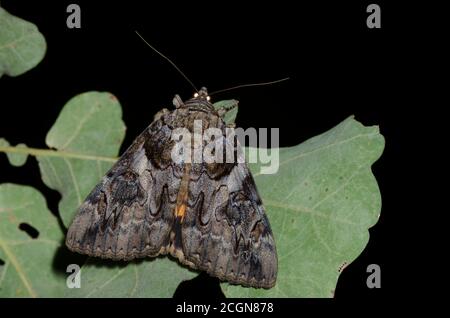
left=209, top=77, right=290, bottom=96
left=135, top=31, right=199, bottom=93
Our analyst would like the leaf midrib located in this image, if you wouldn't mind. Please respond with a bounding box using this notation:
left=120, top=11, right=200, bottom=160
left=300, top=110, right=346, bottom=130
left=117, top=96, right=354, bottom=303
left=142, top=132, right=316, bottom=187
left=0, top=145, right=117, bottom=162
left=0, top=131, right=377, bottom=169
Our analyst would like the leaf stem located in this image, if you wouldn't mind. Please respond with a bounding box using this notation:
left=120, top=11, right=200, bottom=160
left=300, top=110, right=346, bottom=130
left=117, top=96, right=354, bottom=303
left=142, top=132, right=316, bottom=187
left=0, top=145, right=118, bottom=162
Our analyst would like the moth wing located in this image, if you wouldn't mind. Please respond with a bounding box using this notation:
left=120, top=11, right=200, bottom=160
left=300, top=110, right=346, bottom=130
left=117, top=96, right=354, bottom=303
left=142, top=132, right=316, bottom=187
left=181, top=157, right=278, bottom=288
left=66, top=119, right=178, bottom=260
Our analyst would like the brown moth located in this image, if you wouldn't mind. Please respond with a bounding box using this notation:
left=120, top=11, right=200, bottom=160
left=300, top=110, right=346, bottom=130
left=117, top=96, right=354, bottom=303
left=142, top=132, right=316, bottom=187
left=65, top=91, right=277, bottom=288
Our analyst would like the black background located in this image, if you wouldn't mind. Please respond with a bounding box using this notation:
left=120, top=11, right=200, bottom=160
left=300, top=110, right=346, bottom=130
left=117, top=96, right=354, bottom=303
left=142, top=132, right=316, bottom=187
left=0, top=0, right=416, bottom=311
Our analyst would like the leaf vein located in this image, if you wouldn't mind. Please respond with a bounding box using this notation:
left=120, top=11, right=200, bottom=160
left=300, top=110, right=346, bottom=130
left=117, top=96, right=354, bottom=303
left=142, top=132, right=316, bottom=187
left=253, top=132, right=377, bottom=178
left=0, top=236, right=37, bottom=297
left=84, top=267, right=126, bottom=298
left=60, top=102, right=101, bottom=150
left=64, top=158, right=82, bottom=205
left=0, top=261, right=10, bottom=287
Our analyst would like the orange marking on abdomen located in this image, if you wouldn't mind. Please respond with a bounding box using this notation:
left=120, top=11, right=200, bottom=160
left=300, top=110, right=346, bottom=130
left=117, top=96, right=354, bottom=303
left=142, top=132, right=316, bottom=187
left=175, top=164, right=191, bottom=222
left=175, top=203, right=187, bottom=219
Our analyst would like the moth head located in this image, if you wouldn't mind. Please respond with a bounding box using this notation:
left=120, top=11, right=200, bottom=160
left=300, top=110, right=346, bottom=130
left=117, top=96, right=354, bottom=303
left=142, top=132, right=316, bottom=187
left=183, top=87, right=214, bottom=112
left=193, top=87, right=211, bottom=101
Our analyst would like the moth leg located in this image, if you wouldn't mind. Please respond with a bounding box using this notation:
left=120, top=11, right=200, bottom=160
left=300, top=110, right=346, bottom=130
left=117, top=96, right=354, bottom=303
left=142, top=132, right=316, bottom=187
left=154, top=108, right=170, bottom=121
left=217, top=100, right=238, bottom=117
left=172, top=94, right=184, bottom=108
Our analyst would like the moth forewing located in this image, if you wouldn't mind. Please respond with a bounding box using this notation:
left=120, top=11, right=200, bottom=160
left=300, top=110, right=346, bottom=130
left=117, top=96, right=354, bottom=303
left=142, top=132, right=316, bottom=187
left=66, top=88, right=277, bottom=288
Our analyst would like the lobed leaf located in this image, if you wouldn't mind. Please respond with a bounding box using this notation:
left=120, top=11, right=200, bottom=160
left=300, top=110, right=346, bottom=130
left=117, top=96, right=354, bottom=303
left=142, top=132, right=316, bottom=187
left=0, top=6, right=46, bottom=78
left=222, top=117, right=384, bottom=297
left=0, top=138, right=28, bottom=167
left=37, top=91, right=126, bottom=226
left=0, top=184, right=65, bottom=297
left=0, top=92, right=384, bottom=297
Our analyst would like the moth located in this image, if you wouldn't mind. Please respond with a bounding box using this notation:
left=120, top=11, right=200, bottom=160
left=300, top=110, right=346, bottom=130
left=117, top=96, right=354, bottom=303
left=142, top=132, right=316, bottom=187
left=66, top=33, right=278, bottom=288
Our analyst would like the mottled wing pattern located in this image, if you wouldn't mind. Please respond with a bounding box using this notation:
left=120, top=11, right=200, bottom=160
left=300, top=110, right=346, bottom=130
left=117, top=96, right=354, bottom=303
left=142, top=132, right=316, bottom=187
left=179, top=138, right=278, bottom=288
left=66, top=117, right=180, bottom=260
left=66, top=92, right=278, bottom=289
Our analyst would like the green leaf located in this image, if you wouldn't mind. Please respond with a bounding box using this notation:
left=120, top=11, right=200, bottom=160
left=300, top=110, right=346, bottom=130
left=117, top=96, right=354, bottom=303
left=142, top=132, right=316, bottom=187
left=0, top=139, right=28, bottom=166
left=0, top=92, right=384, bottom=298
left=0, top=184, right=65, bottom=297
left=213, top=100, right=239, bottom=124
left=1, top=91, right=196, bottom=298
left=221, top=116, right=384, bottom=297
left=37, top=91, right=126, bottom=226
left=64, top=258, right=196, bottom=298
left=0, top=6, right=47, bottom=78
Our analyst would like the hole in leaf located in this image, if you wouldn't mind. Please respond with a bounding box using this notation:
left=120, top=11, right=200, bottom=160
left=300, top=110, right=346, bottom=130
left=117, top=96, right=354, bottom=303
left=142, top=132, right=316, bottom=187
left=0, top=258, right=4, bottom=266
left=19, top=223, right=39, bottom=239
